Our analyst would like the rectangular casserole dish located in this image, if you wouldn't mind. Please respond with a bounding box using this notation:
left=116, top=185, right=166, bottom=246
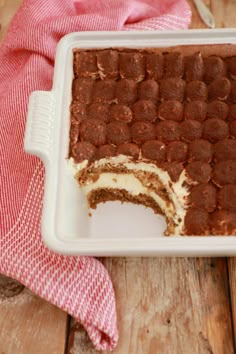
left=24, top=29, right=236, bottom=256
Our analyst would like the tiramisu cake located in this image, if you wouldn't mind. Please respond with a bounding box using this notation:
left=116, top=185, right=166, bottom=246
left=68, top=45, right=236, bottom=236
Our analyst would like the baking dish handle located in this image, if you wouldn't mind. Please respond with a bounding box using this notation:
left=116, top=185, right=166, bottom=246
left=24, top=90, right=56, bottom=162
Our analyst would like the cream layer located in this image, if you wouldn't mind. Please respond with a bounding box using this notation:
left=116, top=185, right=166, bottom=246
left=69, top=155, right=190, bottom=235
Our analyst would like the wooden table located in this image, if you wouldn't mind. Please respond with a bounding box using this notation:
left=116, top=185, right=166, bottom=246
left=0, top=1, right=236, bottom=353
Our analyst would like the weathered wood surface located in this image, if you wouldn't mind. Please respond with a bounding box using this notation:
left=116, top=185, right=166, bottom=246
left=109, top=257, right=235, bottom=354
left=1, top=1, right=236, bottom=354
left=0, top=0, right=21, bottom=42
left=188, top=0, right=236, bottom=28
left=228, top=258, right=236, bottom=347
left=67, top=258, right=235, bottom=354
left=0, top=275, right=68, bottom=354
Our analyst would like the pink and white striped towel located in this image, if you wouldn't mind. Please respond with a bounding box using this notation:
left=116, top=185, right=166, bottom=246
left=0, top=0, right=191, bottom=350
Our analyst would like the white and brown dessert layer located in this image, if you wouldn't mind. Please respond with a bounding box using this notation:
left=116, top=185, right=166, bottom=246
left=69, top=45, right=236, bottom=236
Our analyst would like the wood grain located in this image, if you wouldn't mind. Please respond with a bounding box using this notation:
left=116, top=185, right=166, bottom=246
left=0, top=275, right=68, bottom=354
left=67, top=320, right=99, bottom=354
left=0, top=0, right=22, bottom=42
left=67, top=258, right=235, bottom=354
left=188, top=0, right=210, bottom=29
left=188, top=0, right=236, bottom=29
left=104, top=258, right=234, bottom=354
left=228, top=258, right=236, bottom=348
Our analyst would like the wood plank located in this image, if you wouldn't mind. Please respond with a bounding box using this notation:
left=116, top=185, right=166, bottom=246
left=67, top=258, right=234, bottom=354
left=0, top=0, right=22, bottom=42
left=188, top=0, right=211, bottom=29
left=210, top=0, right=236, bottom=28
left=0, top=274, right=68, bottom=354
left=67, top=320, right=98, bottom=354
left=228, top=258, right=236, bottom=348
left=105, top=258, right=234, bottom=354
left=188, top=0, right=236, bottom=29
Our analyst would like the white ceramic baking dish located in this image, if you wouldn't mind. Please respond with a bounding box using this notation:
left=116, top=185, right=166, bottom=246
left=24, top=29, right=236, bottom=256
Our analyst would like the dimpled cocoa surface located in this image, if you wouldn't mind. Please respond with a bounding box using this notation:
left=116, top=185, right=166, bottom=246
left=69, top=47, right=236, bottom=235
